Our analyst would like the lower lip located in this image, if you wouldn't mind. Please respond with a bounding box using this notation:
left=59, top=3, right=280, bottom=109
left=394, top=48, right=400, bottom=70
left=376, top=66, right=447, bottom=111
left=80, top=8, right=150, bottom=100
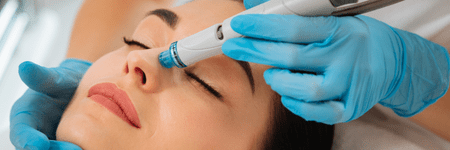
left=90, top=94, right=138, bottom=128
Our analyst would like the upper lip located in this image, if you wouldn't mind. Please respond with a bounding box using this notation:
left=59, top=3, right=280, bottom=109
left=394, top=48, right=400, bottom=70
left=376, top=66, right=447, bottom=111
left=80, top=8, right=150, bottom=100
left=88, top=82, right=141, bottom=128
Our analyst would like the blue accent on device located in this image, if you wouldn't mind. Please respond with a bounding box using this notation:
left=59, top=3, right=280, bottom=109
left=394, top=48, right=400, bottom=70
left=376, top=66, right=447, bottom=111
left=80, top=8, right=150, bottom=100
left=159, top=41, right=186, bottom=68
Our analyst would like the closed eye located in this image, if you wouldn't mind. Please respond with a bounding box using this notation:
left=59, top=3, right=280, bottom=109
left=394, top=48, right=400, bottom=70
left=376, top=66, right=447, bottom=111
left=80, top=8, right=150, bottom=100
left=123, top=37, right=151, bottom=49
left=185, top=70, right=223, bottom=100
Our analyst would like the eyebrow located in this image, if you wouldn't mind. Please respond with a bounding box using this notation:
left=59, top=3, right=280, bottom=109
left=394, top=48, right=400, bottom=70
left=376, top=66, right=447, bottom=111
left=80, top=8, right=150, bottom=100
left=146, top=9, right=179, bottom=29
left=235, top=60, right=255, bottom=94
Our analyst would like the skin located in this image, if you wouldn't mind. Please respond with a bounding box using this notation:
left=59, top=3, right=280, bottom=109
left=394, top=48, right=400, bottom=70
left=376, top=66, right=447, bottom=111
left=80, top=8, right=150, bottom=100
left=56, top=0, right=275, bottom=149
left=66, top=0, right=174, bottom=62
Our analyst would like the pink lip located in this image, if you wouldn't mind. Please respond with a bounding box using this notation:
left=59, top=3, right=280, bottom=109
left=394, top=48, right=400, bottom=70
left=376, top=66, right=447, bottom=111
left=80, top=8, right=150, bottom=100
left=88, top=83, right=141, bottom=128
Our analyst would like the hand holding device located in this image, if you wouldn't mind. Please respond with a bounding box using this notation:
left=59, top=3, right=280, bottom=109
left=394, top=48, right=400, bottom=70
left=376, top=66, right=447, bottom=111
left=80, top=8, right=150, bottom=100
left=159, top=0, right=403, bottom=68
left=222, top=2, right=450, bottom=124
left=10, top=59, right=91, bottom=150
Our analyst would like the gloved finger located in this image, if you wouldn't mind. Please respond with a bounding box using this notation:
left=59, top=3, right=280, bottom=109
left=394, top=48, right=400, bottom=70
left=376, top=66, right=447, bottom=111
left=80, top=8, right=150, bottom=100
left=223, top=37, right=332, bottom=70
left=281, top=96, right=346, bottom=125
left=10, top=90, right=44, bottom=131
left=49, top=141, right=82, bottom=150
left=230, top=14, right=338, bottom=43
left=10, top=90, right=64, bottom=139
left=264, top=68, right=347, bottom=102
left=10, top=124, right=50, bottom=150
left=243, top=0, right=269, bottom=9
left=18, top=61, right=79, bottom=98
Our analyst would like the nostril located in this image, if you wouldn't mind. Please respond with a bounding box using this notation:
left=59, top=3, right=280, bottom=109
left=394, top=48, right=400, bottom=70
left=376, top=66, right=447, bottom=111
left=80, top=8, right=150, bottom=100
left=134, top=67, right=146, bottom=84
left=142, top=72, right=147, bottom=84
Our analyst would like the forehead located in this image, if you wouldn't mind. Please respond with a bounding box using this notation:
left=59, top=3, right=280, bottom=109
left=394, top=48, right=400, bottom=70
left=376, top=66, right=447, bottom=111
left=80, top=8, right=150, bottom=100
left=175, top=0, right=245, bottom=15
left=170, top=0, right=246, bottom=35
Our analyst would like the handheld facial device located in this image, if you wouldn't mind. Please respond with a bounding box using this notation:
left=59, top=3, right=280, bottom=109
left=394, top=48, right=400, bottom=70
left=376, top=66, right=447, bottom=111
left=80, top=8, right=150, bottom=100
left=159, top=0, right=403, bottom=68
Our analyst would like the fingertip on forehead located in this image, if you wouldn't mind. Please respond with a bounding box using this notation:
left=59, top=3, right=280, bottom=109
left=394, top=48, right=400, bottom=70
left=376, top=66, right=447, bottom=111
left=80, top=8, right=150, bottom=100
left=246, top=62, right=273, bottom=85
left=250, top=62, right=274, bottom=72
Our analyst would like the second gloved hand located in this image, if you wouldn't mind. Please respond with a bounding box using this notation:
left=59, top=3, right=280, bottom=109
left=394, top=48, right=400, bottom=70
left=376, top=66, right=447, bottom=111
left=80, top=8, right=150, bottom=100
left=222, top=14, right=450, bottom=124
left=10, top=59, right=91, bottom=150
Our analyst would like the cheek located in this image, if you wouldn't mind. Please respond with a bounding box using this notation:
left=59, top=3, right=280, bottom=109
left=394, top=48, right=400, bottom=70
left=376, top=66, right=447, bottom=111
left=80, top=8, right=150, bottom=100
left=83, top=50, right=128, bottom=82
left=151, top=88, right=238, bottom=148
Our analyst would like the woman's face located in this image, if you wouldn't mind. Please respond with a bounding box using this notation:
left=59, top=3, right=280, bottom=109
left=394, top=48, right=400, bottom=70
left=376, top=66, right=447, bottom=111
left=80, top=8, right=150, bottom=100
left=56, top=0, right=275, bottom=149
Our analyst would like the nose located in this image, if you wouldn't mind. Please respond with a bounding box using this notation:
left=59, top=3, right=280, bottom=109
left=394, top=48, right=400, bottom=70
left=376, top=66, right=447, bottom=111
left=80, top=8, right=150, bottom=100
left=124, top=50, right=164, bottom=92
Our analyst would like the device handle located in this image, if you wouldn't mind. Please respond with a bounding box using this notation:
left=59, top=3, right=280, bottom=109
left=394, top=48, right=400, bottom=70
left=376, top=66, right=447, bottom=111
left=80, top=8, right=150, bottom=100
left=221, top=0, right=336, bottom=43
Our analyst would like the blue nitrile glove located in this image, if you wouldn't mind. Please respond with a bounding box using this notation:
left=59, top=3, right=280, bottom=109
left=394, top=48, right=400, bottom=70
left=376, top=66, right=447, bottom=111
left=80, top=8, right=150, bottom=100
left=10, top=59, right=91, bottom=150
left=222, top=1, right=450, bottom=125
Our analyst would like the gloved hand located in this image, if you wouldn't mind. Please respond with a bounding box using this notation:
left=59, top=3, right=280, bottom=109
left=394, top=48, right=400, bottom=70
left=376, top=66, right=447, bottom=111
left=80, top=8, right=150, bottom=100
left=10, top=59, right=91, bottom=150
left=222, top=0, right=450, bottom=124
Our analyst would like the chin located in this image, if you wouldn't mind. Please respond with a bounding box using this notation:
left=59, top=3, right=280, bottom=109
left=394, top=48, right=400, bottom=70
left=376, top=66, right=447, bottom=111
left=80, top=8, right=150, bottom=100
left=56, top=114, right=93, bottom=149
left=56, top=98, right=116, bottom=149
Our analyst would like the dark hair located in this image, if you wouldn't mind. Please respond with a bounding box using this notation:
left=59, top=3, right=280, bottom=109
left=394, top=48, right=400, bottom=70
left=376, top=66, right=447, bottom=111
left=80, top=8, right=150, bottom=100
left=264, top=93, right=335, bottom=150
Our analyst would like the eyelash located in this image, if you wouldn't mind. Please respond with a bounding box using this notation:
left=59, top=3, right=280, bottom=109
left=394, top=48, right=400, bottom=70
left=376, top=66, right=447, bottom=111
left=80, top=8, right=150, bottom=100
left=123, top=37, right=150, bottom=49
left=122, top=37, right=221, bottom=99
left=185, top=70, right=223, bottom=100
